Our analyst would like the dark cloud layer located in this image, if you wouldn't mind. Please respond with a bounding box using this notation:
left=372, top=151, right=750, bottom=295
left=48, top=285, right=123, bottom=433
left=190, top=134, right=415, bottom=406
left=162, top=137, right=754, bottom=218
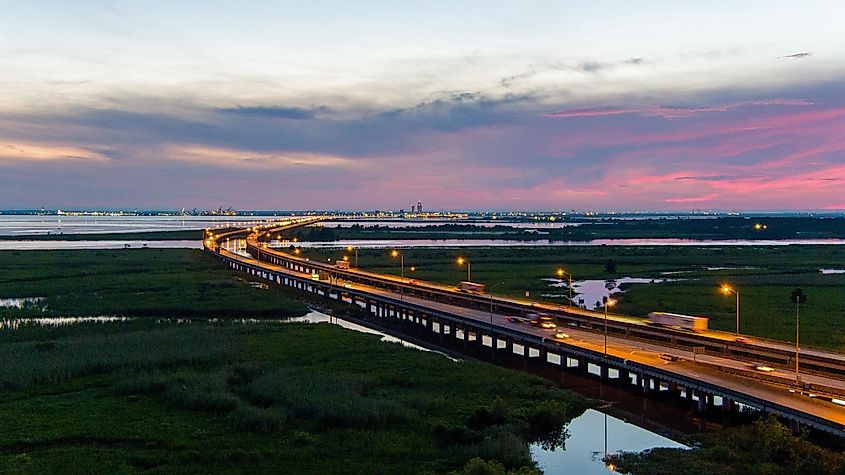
left=216, top=105, right=327, bottom=120
left=2, top=79, right=845, bottom=210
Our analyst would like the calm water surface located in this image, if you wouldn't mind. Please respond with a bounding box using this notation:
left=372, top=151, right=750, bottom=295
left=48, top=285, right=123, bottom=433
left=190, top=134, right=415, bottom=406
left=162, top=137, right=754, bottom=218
left=0, top=215, right=297, bottom=236
left=0, top=240, right=201, bottom=250
left=277, top=238, right=845, bottom=248
left=532, top=408, right=687, bottom=474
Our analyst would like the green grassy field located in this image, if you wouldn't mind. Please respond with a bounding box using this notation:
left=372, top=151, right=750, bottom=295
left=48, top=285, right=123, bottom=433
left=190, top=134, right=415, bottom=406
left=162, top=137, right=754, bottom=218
left=0, top=321, right=588, bottom=474
left=297, top=245, right=845, bottom=350
left=0, top=249, right=306, bottom=319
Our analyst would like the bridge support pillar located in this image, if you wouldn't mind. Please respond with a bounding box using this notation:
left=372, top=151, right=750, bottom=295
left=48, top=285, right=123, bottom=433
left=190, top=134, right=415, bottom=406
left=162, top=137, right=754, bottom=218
left=600, top=365, right=609, bottom=380
left=696, top=392, right=707, bottom=413
left=642, top=375, right=651, bottom=394
left=667, top=382, right=678, bottom=395
left=790, top=419, right=801, bottom=435
left=576, top=358, right=587, bottom=374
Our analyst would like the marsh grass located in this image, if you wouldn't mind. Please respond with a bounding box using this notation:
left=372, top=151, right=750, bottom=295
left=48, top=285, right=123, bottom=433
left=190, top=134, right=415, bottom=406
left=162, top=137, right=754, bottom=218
left=0, top=321, right=588, bottom=473
left=0, top=249, right=307, bottom=319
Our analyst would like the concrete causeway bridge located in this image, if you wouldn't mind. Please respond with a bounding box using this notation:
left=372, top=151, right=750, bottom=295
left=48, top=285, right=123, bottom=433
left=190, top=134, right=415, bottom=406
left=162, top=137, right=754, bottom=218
left=205, top=217, right=845, bottom=436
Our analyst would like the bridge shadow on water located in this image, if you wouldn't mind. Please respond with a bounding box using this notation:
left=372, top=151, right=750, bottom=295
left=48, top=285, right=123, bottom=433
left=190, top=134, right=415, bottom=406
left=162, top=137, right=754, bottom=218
left=320, top=304, right=756, bottom=442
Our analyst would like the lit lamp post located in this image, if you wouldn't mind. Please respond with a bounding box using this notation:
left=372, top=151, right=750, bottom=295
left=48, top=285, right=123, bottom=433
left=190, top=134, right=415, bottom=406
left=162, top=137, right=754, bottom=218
left=604, top=297, right=616, bottom=356
left=457, top=257, right=472, bottom=281
left=721, top=285, right=740, bottom=335
left=346, top=245, right=358, bottom=268
left=391, top=250, right=405, bottom=303
left=556, top=268, right=573, bottom=307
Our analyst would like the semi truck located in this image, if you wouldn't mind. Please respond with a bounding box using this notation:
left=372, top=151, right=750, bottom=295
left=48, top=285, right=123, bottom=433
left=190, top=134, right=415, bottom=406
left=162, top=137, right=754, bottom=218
left=458, top=281, right=485, bottom=293
left=647, top=312, right=708, bottom=332
left=335, top=259, right=351, bottom=269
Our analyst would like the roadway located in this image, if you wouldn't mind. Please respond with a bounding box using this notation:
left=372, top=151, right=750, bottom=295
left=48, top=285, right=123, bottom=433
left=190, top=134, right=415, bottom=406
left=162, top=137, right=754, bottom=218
left=254, top=234, right=845, bottom=375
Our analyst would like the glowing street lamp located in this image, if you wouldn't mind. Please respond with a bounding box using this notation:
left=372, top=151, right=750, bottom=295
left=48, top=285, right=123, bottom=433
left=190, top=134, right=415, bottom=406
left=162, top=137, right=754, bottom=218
left=604, top=297, right=616, bottom=356
left=391, top=250, right=405, bottom=302
left=721, top=285, right=740, bottom=335
left=456, top=257, right=472, bottom=281
left=556, top=268, right=574, bottom=307
left=346, top=245, right=358, bottom=268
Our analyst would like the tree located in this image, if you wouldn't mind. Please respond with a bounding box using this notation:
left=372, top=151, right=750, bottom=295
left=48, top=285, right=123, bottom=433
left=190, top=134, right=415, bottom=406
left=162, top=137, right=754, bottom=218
left=790, top=288, right=807, bottom=304
left=604, top=258, right=617, bottom=274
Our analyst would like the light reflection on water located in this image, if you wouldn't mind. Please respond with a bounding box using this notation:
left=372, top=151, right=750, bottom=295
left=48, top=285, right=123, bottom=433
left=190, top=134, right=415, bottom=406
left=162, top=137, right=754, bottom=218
left=275, top=238, right=845, bottom=249
left=0, top=315, right=129, bottom=329
left=543, top=277, right=675, bottom=310
left=0, top=240, right=201, bottom=250
left=291, top=311, right=460, bottom=361
left=531, top=408, right=688, bottom=475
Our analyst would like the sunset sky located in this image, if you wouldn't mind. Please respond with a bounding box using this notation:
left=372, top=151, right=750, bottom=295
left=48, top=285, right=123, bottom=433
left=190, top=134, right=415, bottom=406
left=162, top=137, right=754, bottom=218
left=2, top=1, right=845, bottom=211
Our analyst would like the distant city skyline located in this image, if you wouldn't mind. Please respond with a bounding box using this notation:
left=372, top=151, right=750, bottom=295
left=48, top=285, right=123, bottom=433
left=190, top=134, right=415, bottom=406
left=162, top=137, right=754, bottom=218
left=2, top=1, right=845, bottom=210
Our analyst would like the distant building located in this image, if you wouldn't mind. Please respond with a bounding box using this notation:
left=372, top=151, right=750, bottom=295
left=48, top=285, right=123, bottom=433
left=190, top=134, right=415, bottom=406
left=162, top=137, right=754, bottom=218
left=417, top=200, right=422, bottom=213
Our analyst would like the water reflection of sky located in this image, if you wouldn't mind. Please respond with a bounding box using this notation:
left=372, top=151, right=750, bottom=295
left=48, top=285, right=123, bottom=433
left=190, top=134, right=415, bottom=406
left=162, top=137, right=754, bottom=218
left=0, top=240, right=201, bottom=250
left=280, top=238, right=845, bottom=248
left=531, top=409, right=687, bottom=475
left=545, top=277, right=673, bottom=310
left=0, top=215, right=293, bottom=236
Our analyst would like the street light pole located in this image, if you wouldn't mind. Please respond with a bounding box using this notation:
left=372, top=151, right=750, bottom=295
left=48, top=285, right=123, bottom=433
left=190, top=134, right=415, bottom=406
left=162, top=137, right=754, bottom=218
left=796, top=295, right=801, bottom=383
left=736, top=291, right=740, bottom=336
left=556, top=268, right=574, bottom=307
left=488, top=282, right=505, bottom=325
left=603, top=297, right=616, bottom=356
left=347, top=245, right=358, bottom=268
left=391, top=250, right=404, bottom=303
left=457, top=257, right=472, bottom=281
left=721, top=286, right=740, bottom=335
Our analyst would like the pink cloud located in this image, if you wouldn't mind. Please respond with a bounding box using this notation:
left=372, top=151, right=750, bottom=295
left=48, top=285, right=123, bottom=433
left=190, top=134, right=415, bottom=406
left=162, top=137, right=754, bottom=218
left=544, top=99, right=813, bottom=121
left=543, top=107, right=640, bottom=118
left=665, top=194, right=718, bottom=203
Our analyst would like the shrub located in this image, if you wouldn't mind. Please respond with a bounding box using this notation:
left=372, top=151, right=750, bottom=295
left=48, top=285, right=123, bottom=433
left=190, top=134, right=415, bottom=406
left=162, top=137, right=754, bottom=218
left=115, top=374, right=169, bottom=395
left=228, top=405, right=284, bottom=432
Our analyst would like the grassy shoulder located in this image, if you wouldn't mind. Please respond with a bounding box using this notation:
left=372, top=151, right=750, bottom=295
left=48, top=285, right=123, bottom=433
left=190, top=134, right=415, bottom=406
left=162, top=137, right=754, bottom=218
left=297, top=245, right=845, bottom=350
left=607, top=416, right=845, bottom=475
left=0, top=230, right=204, bottom=241
left=0, top=249, right=306, bottom=318
left=0, top=321, right=589, bottom=474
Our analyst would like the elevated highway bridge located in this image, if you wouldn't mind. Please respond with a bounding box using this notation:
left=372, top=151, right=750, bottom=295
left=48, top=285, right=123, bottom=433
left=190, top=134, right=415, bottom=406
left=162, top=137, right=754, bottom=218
left=204, top=217, right=845, bottom=436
